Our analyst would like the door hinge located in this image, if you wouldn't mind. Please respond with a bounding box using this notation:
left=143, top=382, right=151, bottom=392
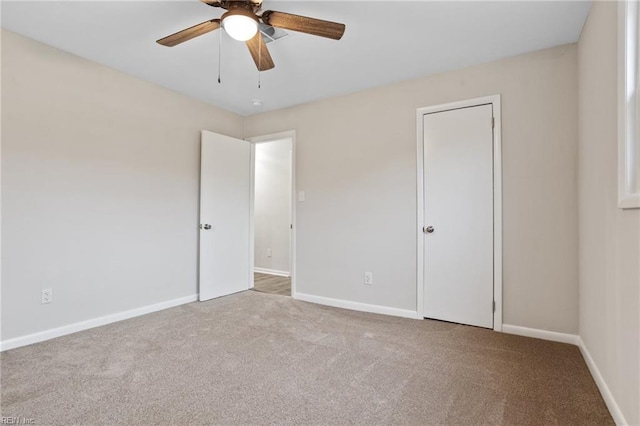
left=491, top=117, right=495, bottom=129
left=290, top=224, right=293, bottom=229
left=493, top=300, right=496, bottom=312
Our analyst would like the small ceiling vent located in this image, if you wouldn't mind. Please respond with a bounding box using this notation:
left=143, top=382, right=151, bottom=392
left=258, top=23, right=288, bottom=44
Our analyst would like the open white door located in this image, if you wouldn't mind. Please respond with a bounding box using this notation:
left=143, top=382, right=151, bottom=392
left=199, top=130, right=251, bottom=301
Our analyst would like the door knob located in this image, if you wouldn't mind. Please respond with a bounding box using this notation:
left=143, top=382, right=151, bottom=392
left=424, top=226, right=434, bottom=234
left=201, top=224, right=212, bottom=230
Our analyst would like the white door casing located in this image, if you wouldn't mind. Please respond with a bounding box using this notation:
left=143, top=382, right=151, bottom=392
left=416, top=96, right=502, bottom=331
left=199, top=130, right=251, bottom=301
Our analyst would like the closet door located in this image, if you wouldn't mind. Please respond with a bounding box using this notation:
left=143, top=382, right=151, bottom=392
left=423, top=104, right=494, bottom=328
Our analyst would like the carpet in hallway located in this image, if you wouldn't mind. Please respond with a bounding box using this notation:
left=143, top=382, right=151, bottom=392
left=252, top=272, right=291, bottom=296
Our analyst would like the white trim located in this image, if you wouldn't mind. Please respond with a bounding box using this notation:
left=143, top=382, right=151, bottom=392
left=618, top=0, right=640, bottom=209
left=492, top=97, right=503, bottom=332
left=416, top=95, right=503, bottom=331
left=502, top=324, right=579, bottom=346
left=254, top=267, right=290, bottom=277
left=577, top=337, right=628, bottom=426
left=416, top=108, right=425, bottom=320
left=249, top=143, right=256, bottom=289
left=246, top=131, right=297, bottom=296
left=294, top=292, right=420, bottom=320
left=0, top=294, right=198, bottom=352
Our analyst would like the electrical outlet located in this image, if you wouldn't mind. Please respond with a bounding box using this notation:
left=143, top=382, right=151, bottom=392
left=42, top=288, right=53, bottom=304
left=364, top=272, right=373, bottom=285
left=267, top=248, right=272, bottom=258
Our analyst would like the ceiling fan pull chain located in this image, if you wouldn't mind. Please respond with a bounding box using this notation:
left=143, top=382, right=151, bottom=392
left=257, top=32, right=262, bottom=88
left=218, top=30, right=222, bottom=84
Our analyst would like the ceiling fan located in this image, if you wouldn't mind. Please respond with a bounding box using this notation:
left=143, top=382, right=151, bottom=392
left=156, top=0, right=346, bottom=72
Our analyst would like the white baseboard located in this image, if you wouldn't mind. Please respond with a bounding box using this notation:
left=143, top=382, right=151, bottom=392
left=254, top=267, right=290, bottom=277
left=577, top=337, right=628, bottom=426
left=502, top=324, right=579, bottom=345
left=0, top=294, right=198, bottom=352
left=293, top=292, right=419, bottom=319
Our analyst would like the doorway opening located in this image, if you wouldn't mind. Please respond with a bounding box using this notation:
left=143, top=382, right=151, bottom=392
left=248, top=132, right=295, bottom=297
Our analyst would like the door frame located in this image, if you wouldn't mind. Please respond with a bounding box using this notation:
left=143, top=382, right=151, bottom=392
left=416, top=95, right=503, bottom=331
left=246, top=130, right=297, bottom=296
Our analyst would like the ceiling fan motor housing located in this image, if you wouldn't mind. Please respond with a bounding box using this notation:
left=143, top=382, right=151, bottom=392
left=215, top=1, right=263, bottom=14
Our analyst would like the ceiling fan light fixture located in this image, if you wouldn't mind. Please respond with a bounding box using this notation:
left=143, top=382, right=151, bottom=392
left=157, top=1, right=346, bottom=73
left=221, top=9, right=258, bottom=41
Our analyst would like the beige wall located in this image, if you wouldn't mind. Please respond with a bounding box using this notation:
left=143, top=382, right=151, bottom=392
left=1, top=30, right=243, bottom=340
left=245, top=44, right=580, bottom=333
left=577, top=2, right=640, bottom=424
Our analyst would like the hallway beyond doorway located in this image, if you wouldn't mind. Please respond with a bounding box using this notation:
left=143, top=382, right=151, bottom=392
left=252, top=272, right=291, bottom=296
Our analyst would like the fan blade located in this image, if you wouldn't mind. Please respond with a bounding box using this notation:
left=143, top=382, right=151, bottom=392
left=157, top=19, right=221, bottom=47
left=261, top=11, right=345, bottom=40
left=246, top=32, right=275, bottom=71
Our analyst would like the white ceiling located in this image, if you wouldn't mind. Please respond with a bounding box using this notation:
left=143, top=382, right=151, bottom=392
left=1, top=1, right=591, bottom=116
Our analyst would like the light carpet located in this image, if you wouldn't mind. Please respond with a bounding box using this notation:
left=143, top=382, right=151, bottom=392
left=1, top=291, right=613, bottom=425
